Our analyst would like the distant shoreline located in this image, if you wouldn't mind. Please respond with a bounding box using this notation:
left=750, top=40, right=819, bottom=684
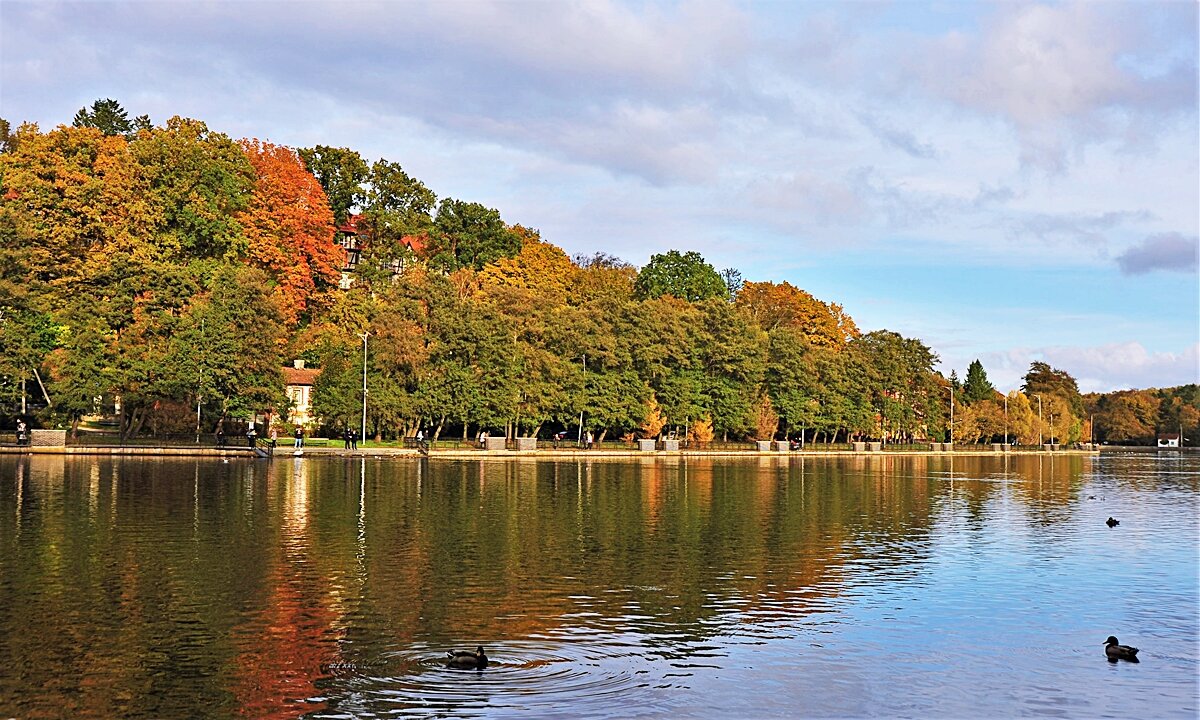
left=0, top=446, right=1124, bottom=459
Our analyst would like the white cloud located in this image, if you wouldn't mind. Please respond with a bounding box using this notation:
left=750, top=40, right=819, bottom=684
left=908, top=2, right=1197, bottom=171
left=981, top=342, right=1200, bottom=394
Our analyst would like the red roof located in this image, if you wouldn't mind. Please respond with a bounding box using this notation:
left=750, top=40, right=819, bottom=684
left=336, top=214, right=364, bottom=235
left=283, top=367, right=319, bottom=386
left=337, top=215, right=424, bottom=252
left=401, top=234, right=426, bottom=254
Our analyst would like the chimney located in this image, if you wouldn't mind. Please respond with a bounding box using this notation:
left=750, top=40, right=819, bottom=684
left=293, top=359, right=305, bottom=370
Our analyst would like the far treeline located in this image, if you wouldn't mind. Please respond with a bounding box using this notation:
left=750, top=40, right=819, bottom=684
left=0, top=101, right=1196, bottom=446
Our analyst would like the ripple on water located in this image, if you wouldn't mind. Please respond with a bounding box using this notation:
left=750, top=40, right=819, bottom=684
left=314, top=640, right=665, bottom=718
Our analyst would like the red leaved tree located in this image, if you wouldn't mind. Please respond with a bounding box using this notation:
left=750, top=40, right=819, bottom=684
left=238, top=139, right=342, bottom=326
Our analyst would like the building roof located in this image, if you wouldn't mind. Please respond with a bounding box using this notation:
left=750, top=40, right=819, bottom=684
left=283, top=366, right=319, bottom=386
left=336, top=214, right=427, bottom=255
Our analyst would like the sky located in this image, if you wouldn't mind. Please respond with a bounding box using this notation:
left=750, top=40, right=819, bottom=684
left=1, top=0, right=1197, bottom=393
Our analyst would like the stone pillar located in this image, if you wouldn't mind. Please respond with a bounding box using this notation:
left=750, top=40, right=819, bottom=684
left=774, top=440, right=791, bottom=452
left=515, top=437, right=536, bottom=451
left=637, top=439, right=656, bottom=452
left=30, top=429, right=67, bottom=447
left=868, top=442, right=882, bottom=452
left=755, top=440, right=771, bottom=452
left=661, top=439, right=680, bottom=452
left=484, top=436, right=507, bottom=451
left=853, top=441, right=866, bottom=452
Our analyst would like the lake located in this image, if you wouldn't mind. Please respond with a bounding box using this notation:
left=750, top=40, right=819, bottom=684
left=0, top=453, right=1196, bottom=718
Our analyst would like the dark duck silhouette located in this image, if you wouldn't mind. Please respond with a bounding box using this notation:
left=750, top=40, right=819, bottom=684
left=446, top=646, right=488, bottom=669
left=1104, top=636, right=1139, bottom=662
left=1106, top=517, right=1120, bottom=527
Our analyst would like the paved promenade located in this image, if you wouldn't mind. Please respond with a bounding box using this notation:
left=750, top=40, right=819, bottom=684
left=0, top=444, right=1102, bottom=459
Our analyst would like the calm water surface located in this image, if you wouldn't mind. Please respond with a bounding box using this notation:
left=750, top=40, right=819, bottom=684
left=0, top=453, right=1196, bottom=718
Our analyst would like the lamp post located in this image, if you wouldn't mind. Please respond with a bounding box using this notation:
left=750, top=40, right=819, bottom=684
left=359, top=332, right=369, bottom=444
left=577, top=354, right=586, bottom=447
left=1033, top=393, right=1043, bottom=446
left=944, top=385, right=954, bottom=446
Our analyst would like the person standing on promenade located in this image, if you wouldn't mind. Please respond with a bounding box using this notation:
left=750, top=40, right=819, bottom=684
left=344, top=427, right=352, bottom=450
left=269, top=427, right=278, bottom=449
left=294, top=425, right=304, bottom=449
left=350, top=428, right=358, bottom=450
left=246, top=425, right=257, bottom=448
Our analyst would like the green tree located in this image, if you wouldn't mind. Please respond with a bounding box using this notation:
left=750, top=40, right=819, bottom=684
left=167, top=265, right=287, bottom=427
left=855, top=330, right=941, bottom=442
left=72, top=98, right=150, bottom=138
left=766, top=327, right=819, bottom=437
left=963, top=359, right=995, bottom=403
left=131, top=116, right=255, bottom=260
left=634, top=250, right=726, bottom=302
left=298, top=145, right=369, bottom=226
left=427, top=198, right=521, bottom=273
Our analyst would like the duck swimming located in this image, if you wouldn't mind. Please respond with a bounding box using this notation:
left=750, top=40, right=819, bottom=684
left=1104, top=636, right=1139, bottom=662
left=446, top=646, right=488, bottom=669
left=1106, top=517, right=1120, bottom=527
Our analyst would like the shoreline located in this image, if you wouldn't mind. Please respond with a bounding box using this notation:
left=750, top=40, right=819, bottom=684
left=0, top=445, right=1118, bottom=459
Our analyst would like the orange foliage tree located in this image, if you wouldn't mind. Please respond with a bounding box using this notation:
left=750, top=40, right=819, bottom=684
left=736, top=280, right=859, bottom=348
left=237, top=139, right=342, bottom=326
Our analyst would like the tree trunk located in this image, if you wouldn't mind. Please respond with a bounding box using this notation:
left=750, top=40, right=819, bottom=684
left=433, top=415, right=445, bottom=442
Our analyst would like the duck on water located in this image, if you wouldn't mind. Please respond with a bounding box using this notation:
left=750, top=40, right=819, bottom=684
left=1104, top=636, right=1139, bottom=662
left=446, top=646, right=488, bottom=669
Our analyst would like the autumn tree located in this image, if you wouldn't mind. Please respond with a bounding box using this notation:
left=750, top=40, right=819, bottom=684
left=640, top=395, right=667, bottom=438
left=736, top=280, right=859, bottom=348
left=1092, top=390, right=1159, bottom=444
left=752, top=394, right=780, bottom=440
left=237, top=139, right=342, bottom=326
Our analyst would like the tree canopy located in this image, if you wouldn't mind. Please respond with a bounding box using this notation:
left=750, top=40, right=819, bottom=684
left=634, top=250, right=726, bottom=302
left=3, top=100, right=1191, bottom=446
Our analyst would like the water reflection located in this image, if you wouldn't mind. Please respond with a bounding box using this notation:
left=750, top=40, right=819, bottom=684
left=0, top=453, right=1195, bottom=718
